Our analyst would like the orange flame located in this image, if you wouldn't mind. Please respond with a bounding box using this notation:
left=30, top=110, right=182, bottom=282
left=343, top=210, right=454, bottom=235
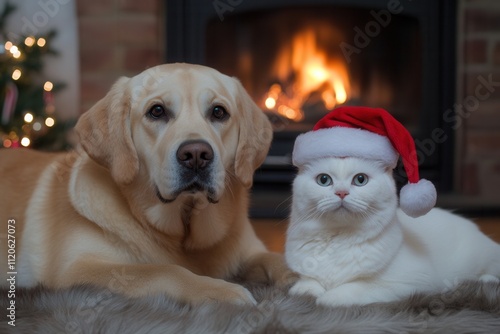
left=262, top=28, right=350, bottom=122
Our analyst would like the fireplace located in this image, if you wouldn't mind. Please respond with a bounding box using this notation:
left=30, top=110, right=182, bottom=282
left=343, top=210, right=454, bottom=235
left=166, top=0, right=456, bottom=217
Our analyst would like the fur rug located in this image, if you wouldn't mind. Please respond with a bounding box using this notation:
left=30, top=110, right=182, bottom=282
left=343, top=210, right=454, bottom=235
left=1, top=280, right=500, bottom=333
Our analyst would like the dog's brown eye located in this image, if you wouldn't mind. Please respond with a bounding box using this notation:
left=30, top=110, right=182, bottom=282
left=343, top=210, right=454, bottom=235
left=148, top=104, right=166, bottom=120
left=211, top=105, right=228, bottom=121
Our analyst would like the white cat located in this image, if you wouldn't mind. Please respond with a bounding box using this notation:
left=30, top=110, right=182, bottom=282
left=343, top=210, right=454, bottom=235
left=285, top=157, right=500, bottom=306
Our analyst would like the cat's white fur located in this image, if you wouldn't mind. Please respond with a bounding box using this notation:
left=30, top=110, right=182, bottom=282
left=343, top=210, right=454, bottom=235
left=285, top=157, right=500, bottom=306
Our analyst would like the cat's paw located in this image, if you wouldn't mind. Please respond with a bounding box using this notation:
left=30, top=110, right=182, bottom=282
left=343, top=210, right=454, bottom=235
left=316, top=287, right=358, bottom=307
left=289, top=278, right=326, bottom=297
left=479, top=274, right=500, bottom=283
left=316, top=282, right=381, bottom=307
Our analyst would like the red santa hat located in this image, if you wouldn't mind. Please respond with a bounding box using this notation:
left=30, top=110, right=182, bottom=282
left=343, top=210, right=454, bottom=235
left=292, top=106, right=437, bottom=218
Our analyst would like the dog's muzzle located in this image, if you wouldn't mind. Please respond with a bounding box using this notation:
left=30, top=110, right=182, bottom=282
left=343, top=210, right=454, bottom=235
left=155, top=140, right=219, bottom=204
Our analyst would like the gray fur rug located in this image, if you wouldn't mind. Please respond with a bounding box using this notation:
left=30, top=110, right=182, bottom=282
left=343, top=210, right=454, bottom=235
left=1, top=280, right=500, bottom=333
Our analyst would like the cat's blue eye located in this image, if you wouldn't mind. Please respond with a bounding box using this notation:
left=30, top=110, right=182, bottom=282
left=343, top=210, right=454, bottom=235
left=352, top=173, right=369, bottom=186
left=316, top=173, right=333, bottom=187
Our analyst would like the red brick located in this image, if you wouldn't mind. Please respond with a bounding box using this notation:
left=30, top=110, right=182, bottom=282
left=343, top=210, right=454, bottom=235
left=461, top=163, right=479, bottom=196
left=79, top=16, right=159, bottom=49
left=494, top=42, right=500, bottom=66
left=464, top=39, right=488, bottom=64
left=80, top=75, right=119, bottom=106
left=115, top=17, right=159, bottom=46
left=462, top=72, right=500, bottom=100
left=493, top=163, right=500, bottom=174
left=79, top=48, right=119, bottom=72
left=119, top=0, right=159, bottom=13
left=467, top=99, right=500, bottom=130
left=466, top=131, right=500, bottom=157
left=78, top=18, right=120, bottom=49
left=77, top=0, right=116, bottom=17
left=124, top=48, right=161, bottom=72
left=464, top=9, right=500, bottom=33
left=477, top=161, right=500, bottom=201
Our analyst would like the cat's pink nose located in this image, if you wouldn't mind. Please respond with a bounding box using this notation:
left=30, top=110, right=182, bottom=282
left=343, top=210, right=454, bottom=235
left=336, top=191, right=349, bottom=199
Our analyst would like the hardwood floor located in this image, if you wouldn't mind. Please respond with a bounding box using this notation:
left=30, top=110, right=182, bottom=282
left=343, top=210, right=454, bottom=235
left=251, top=216, right=500, bottom=253
left=251, top=219, right=289, bottom=253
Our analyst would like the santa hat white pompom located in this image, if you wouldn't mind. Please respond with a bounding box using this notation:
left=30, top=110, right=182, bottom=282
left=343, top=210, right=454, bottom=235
left=399, top=179, right=437, bottom=218
left=292, top=106, right=438, bottom=218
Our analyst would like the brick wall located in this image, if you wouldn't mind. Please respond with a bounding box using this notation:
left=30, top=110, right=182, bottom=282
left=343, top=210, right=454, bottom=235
left=458, top=0, right=500, bottom=206
left=76, top=0, right=163, bottom=112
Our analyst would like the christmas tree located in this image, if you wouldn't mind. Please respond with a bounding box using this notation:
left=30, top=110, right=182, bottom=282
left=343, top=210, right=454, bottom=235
left=0, top=1, right=71, bottom=151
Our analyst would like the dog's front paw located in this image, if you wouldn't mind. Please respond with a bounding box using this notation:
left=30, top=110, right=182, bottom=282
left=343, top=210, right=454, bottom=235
left=187, top=278, right=257, bottom=306
left=289, top=278, right=325, bottom=298
left=241, top=252, right=298, bottom=287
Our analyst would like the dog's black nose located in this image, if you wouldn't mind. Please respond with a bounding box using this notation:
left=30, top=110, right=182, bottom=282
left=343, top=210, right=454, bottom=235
left=176, top=140, right=214, bottom=170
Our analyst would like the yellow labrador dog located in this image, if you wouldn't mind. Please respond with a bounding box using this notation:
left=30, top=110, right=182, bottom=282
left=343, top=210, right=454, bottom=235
left=0, top=63, right=292, bottom=305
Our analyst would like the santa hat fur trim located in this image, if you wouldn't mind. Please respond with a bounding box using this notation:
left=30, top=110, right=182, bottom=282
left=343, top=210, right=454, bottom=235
left=292, top=127, right=399, bottom=168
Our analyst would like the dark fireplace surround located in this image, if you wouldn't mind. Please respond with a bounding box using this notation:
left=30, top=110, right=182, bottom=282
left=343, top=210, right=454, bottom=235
left=166, top=0, right=456, bottom=217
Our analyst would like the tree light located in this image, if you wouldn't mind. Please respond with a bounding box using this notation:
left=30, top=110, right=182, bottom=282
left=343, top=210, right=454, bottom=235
left=21, top=137, right=31, bottom=147
left=44, top=81, right=53, bottom=91
left=45, top=117, right=55, bottom=127
left=12, top=69, right=21, bottom=80
left=24, top=36, right=36, bottom=47
left=9, top=45, right=21, bottom=58
left=37, top=38, right=46, bottom=47
left=24, top=113, right=34, bottom=123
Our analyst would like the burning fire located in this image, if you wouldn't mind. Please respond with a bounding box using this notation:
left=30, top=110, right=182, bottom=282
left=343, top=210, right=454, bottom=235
left=262, top=28, right=350, bottom=122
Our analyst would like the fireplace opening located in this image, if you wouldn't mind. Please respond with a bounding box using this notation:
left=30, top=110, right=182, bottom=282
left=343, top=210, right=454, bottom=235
left=166, top=0, right=456, bottom=217
left=206, top=7, right=421, bottom=134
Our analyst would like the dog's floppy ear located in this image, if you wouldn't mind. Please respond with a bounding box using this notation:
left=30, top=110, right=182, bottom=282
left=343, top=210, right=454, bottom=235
left=234, top=79, right=273, bottom=188
left=75, top=77, right=139, bottom=185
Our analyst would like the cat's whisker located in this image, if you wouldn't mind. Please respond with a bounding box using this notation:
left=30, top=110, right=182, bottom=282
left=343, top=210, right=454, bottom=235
left=317, top=197, right=340, bottom=212
left=348, top=198, right=380, bottom=217
left=278, top=194, right=294, bottom=211
left=291, top=205, right=323, bottom=226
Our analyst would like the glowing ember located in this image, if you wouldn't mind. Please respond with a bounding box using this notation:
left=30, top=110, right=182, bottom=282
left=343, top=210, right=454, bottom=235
left=262, top=28, right=350, bottom=122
